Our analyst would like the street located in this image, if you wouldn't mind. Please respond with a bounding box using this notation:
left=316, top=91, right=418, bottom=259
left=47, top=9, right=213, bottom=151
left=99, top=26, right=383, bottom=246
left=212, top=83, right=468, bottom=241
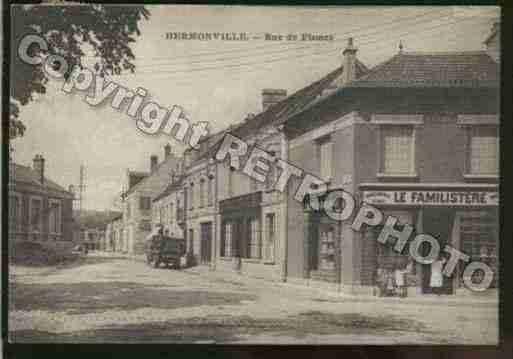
left=9, top=253, right=498, bottom=344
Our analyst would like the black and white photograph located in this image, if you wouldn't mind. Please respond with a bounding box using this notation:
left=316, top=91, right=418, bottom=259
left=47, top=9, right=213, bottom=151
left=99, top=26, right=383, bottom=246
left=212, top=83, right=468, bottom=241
left=6, top=4, right=500, bottom=345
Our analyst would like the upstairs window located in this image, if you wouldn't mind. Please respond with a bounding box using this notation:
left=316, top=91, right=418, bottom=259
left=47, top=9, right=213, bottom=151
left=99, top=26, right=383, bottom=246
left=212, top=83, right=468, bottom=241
left=381, top=125, right=414, bottom=175
left=140, top=196, right=151, bottom=211
left=317, top=137, right=333, bottom=180
left=468, top=126, right=499, bottom=176
left=126, top=200, right=131, bottom=219
left=159, top=206, right=165, bottom=224
left=207, top=177, right=213, bottom=206
left=199, top=179, right=205, bottom=207
left=228, top=167, right=234, bottom=197
left=189, top=183, right=194, bottom=210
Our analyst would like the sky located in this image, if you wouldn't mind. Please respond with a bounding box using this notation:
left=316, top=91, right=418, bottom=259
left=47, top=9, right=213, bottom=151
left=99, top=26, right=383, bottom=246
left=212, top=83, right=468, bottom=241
left=11, top=5, right=499, bottom=211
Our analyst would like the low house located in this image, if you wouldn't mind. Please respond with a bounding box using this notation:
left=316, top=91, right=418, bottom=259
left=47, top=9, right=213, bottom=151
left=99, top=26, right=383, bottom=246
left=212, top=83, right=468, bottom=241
left=9, top=155, right=74, bottom=254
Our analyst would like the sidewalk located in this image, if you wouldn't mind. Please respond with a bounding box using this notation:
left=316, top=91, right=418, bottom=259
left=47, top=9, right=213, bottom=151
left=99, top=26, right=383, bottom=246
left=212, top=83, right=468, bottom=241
left=184, top=263, right=498, bottom=307
left=100, top=251, right=498, bottom=307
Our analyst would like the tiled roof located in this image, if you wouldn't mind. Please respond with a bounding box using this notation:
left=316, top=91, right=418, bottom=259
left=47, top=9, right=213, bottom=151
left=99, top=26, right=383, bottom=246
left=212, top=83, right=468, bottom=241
left=10, top=163, right=73, bottom=197
left=188, top=61, right=370, bottom=163
left=122, top=154, right=179, bottom=197
left=348, top=51, right=499, bottom=88
left=152, top=176, right=184, bottom=202
left=231, top=65, right=348, bottom=139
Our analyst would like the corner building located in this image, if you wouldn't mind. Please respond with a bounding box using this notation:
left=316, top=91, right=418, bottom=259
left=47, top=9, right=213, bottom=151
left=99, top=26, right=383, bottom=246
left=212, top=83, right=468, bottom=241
left=281, top=32, right=499, bottom=296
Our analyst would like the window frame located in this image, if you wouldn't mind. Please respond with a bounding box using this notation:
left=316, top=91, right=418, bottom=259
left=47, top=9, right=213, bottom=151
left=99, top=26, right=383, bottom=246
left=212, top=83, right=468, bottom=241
left=221, top=220, right=233, bottom=258
left=207, top=176, right=213, bottom=206
left=29, top=195, right=43, bottom=233
left=464, top=124, right=499, bottom=179
left=247, top=217, right=261, bottom=259
left=9, top=192, right=22, bottom=233
left=377, top=124, right=417, bottom=178
left=139, top=196, right=151, bottom=211
left=199, top=178, right=205, bottom=208
left=189, top=183, right=194, bottom=210
left=264, top=213, right=277, bottom=263
left=48, top=198, right=62, bottom=235
left=228, top=167, right=234, bottom=197
left=316, top=135, right=333, bottom=181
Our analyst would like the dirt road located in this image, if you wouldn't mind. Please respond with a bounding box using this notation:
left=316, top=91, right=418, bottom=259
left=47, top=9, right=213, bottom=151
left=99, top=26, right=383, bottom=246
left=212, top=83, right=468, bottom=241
left=9, top=253, right=498, bottom=344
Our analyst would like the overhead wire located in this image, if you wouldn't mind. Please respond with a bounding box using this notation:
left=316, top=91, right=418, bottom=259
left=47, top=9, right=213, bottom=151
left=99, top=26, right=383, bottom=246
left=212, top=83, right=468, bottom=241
left=128, top=15, right=492, bottom=78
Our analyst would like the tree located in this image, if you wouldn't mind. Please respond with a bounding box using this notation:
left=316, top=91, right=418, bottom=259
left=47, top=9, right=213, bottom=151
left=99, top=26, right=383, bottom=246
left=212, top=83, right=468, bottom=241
left=10, top=3, right=150, bottom=139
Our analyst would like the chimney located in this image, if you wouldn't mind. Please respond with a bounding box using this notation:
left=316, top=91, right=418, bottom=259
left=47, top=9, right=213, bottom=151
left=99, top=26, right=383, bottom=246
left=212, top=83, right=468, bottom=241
left=164, top=144, right=172, bottom=160
left=342, top=37, right=358, bottom=85
left=262, top=89, right=287, bottom=112
left=33, top=154, right=45, bottom=184
left=150, top=155, right=158, bottom=173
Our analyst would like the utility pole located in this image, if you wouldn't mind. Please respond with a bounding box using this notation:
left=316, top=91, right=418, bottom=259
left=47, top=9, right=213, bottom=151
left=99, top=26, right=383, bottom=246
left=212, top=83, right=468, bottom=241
left=78, top=165, right=85, bottom=211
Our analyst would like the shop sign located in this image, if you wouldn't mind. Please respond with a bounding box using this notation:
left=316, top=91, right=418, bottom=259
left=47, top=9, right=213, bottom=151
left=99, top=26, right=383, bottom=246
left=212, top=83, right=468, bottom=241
left=363, top=190, right=498, bottom=207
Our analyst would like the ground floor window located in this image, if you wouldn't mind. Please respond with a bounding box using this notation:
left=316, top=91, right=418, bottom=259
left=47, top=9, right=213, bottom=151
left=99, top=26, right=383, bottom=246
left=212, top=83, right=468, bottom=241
left=188, top=228, right=194, bottom=254
left=371, top=210, right=415, bottom=280
left=221, top=221, right=233, bottom=257
left=459, top=211, right=498, bottom=288
left=29, top=197, right=43, bottom=233
left=9, top=193, right=22, bottom=233
left=319, top=224, right=336, bottom=271
left=264, top=213, right=276, bottom=262
left=247, top=217, right=261, bottom=259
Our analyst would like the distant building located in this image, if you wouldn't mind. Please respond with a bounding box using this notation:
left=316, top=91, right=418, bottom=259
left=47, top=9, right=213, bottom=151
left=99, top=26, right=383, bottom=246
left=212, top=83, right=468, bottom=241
left=9, top=155, right=74, bottom=251
left=120, top=144, right=181, bottom=254
left=105, top=213, right=123, bottom=252
left=152, top=174, right=185, bottom=239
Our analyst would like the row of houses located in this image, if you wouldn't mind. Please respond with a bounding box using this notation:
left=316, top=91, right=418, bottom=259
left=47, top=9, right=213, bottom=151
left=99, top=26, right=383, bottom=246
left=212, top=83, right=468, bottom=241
left=107, top=23, right=500, bottom=296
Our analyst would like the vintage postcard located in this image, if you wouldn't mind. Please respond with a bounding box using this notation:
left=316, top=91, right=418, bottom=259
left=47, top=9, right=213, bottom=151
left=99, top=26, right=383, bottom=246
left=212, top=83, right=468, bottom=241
left=7, top=4, right=500, bottom=344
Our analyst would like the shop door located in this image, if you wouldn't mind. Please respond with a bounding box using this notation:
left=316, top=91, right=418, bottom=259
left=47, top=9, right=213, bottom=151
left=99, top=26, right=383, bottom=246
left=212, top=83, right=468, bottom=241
left=200, top=222, right=212, bottom=264
left=421, top=208, right=454, bottom=294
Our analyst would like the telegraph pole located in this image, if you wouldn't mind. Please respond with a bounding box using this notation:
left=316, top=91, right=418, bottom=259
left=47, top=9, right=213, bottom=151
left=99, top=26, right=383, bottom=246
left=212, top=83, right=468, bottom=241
left=78, top=165, right=85, bottom=211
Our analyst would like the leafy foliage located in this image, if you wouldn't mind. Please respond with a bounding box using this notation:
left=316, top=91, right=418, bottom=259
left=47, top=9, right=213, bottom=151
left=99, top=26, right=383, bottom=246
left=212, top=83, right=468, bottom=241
left=10, top=4, right=150, bottom=139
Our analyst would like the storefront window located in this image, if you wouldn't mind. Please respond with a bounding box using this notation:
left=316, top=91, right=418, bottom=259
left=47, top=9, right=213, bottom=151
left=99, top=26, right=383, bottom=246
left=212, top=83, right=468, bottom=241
left=264, top=213, right=276, bottom=262
left=319, top=224, right=336, bottom=271
left=374, top=211, right=414, bottom=271
left=248, top=217, right=261, bottom=259
left=221, top=221, right=232, bottom=257
left=459, top=211, right=498, bottom=288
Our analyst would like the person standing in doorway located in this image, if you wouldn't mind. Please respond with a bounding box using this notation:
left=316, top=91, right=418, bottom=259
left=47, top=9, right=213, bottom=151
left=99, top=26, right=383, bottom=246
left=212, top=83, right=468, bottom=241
left=430, top=257, right=447, bottom=295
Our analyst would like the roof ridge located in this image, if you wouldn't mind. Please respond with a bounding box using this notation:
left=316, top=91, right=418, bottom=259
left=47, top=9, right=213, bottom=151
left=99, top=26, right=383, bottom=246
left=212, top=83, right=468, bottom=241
left=124, top=155, right=180, bottom=197
left=401, top=50, right=488, bottom=56
left=352, top=53, right=401, bottom=84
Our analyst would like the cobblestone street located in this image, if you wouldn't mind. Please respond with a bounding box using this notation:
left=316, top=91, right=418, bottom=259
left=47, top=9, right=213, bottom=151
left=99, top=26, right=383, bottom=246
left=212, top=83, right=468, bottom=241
left=9, top=253, right=498, bottom=344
